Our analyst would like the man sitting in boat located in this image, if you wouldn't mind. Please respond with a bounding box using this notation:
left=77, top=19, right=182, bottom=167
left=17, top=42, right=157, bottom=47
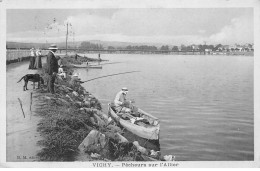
left=114, top=87, right=139, bottom=116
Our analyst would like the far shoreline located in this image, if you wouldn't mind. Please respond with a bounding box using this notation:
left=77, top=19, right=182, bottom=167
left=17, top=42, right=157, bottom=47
left=6, top=50, right=254, bottom=65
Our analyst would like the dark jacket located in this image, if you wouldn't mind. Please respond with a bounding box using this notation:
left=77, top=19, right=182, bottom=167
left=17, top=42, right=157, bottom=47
left=46, top=51, right=58, bottom=75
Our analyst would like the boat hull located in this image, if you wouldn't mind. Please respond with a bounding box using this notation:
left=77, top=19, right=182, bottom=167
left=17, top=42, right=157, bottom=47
left=108, top=104, right=160, bottom=140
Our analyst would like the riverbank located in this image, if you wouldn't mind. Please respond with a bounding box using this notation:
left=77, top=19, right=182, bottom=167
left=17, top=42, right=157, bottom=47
left=33, top=56, right=171, bottom=161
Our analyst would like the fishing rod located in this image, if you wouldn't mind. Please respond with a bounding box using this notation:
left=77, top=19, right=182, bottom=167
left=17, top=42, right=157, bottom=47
left=81, top=71, right=140, bottom=83
left=85, top=62, right=122, bottom=66
left=100, top=62, right=123, bottom=66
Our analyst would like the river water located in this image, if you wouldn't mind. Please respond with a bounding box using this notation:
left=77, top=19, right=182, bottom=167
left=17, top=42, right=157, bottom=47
left=76, top=54, right=253, bottom=161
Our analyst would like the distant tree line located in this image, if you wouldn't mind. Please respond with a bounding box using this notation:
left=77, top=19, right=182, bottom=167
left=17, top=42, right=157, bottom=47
left=6, top=41, right=253, bottom=52
left=80, top=41, right=104, bottom=50
left=79, top=42, right=253, bottom=52
left=125, top=45, right=158, bottom=51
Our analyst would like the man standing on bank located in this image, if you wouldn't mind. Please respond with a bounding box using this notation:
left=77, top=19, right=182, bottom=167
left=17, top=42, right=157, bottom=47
left=46, top=44, right=59, bottom=94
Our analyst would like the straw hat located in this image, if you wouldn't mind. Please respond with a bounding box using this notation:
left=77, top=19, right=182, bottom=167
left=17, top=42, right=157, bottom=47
left=122, top=87, right=128, bottom=92
left=72, top=73, right=79, bottom=77
left=48, top=44, right=58, bottom=50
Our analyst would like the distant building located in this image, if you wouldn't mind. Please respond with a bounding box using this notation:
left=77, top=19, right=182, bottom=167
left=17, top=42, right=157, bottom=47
left=222, top=45, right=230, bottom=51
left=191, top=44, right=199, bottom=51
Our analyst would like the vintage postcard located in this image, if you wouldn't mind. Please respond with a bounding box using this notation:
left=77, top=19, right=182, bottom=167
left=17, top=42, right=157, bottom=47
left=0, top=0, right=259, bottom=168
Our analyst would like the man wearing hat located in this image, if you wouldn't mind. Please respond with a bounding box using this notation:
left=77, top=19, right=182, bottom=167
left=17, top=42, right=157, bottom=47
left=69, top=73, right=83, bottom=86
left=46, top=44, right=59, bottom=94
left=114, top=87, right=133, bottom=113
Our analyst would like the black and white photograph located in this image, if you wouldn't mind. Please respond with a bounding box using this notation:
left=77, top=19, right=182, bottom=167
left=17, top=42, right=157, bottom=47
left=0, top=0, right=259, bottom=168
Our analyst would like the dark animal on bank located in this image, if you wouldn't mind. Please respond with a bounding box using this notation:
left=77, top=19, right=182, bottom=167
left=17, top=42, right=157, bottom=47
left=17, top=74, right=44, bottom=91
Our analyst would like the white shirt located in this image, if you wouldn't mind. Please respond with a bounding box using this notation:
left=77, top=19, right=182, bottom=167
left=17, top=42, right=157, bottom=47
left=30, top=50, right=35, bottom=57
left=58, top=67, right=64, bottom=74
left=50, top=50, right=55, bottom=56
left=114, top=91, right=126, bottom=107
left=36, top=50, right=41, bottom=56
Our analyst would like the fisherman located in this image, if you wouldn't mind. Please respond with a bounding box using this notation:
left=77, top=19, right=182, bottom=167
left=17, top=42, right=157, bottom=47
left=46, top=44, right=59, bottom=94
left=98, top=53, right=101, bottom=61
left=69, top=73, right=83, bottom=86
left=114, top=87, right=139, bottom=115
left=57, top=65, right=66, bottom=79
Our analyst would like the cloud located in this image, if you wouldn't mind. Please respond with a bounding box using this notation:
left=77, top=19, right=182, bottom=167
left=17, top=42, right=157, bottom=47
left=209, top=16, right=253, bottom=44
left=198, top=30, right=206, bottom=34
left=7, top=9, right=253, bottom=45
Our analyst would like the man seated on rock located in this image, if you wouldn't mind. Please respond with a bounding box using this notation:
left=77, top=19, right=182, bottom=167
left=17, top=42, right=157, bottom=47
left=69, top=73, right=83, bottom=86
left=57, top=65, right=66, bottom=79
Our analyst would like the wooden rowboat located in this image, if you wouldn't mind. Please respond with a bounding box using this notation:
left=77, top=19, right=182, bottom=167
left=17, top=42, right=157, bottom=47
left=72, top=64, right=102, bottom=69
left=108, top=103, right=160, bottom=140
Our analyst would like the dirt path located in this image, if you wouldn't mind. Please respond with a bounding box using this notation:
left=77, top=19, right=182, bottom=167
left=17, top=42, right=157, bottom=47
left=6, top=60, right=45, bottom=162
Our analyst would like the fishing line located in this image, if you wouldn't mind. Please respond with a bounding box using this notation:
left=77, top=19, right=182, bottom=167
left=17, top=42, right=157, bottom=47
left=81, top=71, right=140, bottom=83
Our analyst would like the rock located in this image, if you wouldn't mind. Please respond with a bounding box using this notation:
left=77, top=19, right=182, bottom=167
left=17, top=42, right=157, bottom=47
left=150, top=150, right=160, bottom=156
left=72, top=91, right=79, bottom=97
left=108, top=117, right=113, bottom=124
left=90, top=100, right=96, bottom=105
left=81, top=107, right=97, bottom=113
left=90, top=117, right=97, bottom=125
left=99, top=133, right=106, bottom=148
left=93, top=114, right=107, bottom=127
left=83, top=100, right=90, bottom=108
left=133, top=141, right=149, bottom=155
left=107, top=124, right=122, bottom=133
left=149, top=150, right=161, bottom=159
left=116, top=133, right=128, bottom=143
left=57, top=98, right=70, bottom=105
left=163, top=155, right=175, bottom=161
left=65, top=94, right=73, bottom=101
left=97, top=111, right=109, bottom=121
left=83, top=89, right=88, bottom=94
left=90, top=153, right=101, bottom=159
left=74, top=101, right=82, bottom=108
left=43, top=96, right=52, bottom=100
left=78, top=130, right=107, bottom=152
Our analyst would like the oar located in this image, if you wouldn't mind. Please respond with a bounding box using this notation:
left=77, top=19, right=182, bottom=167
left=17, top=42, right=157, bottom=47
left=81, top=71, right=140, bottom=83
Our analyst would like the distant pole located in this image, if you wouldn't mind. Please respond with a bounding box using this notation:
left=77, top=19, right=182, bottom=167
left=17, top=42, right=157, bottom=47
left=65, top=23, right=68, bottom=55
left=73, top=32, right=75, bottom=52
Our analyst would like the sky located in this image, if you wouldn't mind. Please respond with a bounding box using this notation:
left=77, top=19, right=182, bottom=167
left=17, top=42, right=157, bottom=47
left=6, top=8, right=254, bottom=45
